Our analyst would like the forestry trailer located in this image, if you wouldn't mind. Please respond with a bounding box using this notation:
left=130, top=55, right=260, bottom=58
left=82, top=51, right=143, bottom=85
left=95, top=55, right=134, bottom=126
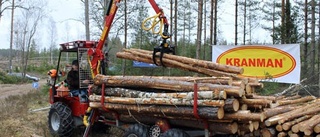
left=48, top=0, right=216, bottom=137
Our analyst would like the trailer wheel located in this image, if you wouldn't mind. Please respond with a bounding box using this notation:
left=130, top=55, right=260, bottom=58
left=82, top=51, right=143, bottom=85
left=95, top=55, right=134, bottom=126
left=123, top=124, right=149, bottom=137
left=161, top=129, right=190, bottom=137
left=48, top=102, right=74, bottom=137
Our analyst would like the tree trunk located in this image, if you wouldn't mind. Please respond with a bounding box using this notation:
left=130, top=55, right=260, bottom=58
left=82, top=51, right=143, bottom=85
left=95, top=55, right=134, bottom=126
left=239, top=98, right=273, bottom=108
left=303, top=0, right=308, bottom=75
left=282, top=115, right=312, bottom=131
left=116, top=52, right=239, bottom=78
left=299, top=114, right=320, bottom=135
left=126, top=48, right=244, bottom=74
left=311, top=0, right=316, bottom=76
left=89, top=95, right=225, bottom=107
left=93, top=74, right=244, bottom=97
left=243, top=0, right=246, bottom=45
left=89, top=102, right=225, bottom=119
left=222, top=110, right=263, bottom=122
left=235, top=0, right=238, bottom=45
left=261, top=105, right=298, bottom=121
left=261, top=128, right=276, bottom=137
left=264, top=100, right=320, bottom=126
left=84, top=0, right=90, bottom=40
left=223, top=98, right=240, bottom=112
left=196, top=0, right=203, bottom=61
left=276, top=96, right=316, bottom=106
left=91, top=86, right=227, bottom=100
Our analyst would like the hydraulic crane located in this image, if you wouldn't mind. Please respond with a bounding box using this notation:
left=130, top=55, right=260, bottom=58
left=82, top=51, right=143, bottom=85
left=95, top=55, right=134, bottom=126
left=88, top=0, right=175, bottom=77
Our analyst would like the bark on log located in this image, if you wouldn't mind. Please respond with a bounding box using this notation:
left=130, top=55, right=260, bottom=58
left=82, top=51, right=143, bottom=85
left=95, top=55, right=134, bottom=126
left=222, top=110, right=263, bottom=122
left=93, top=74, right=244, bottom=97
left=107, top=76, right=233, bottom=85
left=276, top=96, right=316, bottom=106
left=89, top=102, right=225, bottom=119
left=91, top=86, right=227, bottom=100
left=126, top=48, right=244, bottom=74
left=89, top=95, right=225, bottom=107
left=282, top=115, right=312, bottom=131
left=223, top=98, right=240, bottom=112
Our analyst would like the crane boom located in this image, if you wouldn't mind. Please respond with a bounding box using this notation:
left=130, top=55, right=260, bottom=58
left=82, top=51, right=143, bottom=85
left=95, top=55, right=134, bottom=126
left=88, top=0, right=173, bottom=76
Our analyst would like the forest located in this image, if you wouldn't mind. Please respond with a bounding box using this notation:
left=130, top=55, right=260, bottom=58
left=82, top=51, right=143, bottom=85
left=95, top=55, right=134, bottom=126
left=0, top=0, right=320, bottom=95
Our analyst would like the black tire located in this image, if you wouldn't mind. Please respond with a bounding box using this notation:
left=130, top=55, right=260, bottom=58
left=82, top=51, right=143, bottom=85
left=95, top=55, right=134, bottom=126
left=48, top=102, right=74, bottom=137
left=123, top=124, right=149, bottom=137
left=161, top=129, right=190, bottom=137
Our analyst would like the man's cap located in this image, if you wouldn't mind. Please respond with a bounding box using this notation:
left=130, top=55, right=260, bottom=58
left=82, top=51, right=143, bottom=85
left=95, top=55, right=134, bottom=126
left=72, top=60, right=78, bottom=66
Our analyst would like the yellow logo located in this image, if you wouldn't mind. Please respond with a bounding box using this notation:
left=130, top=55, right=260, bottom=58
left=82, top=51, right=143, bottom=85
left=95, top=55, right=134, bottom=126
left=216, top=46, right=296, bottom=78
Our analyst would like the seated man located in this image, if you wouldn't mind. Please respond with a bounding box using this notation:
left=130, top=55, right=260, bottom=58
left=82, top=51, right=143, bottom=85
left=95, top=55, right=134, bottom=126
left=65, top=60, right=89, bottom=102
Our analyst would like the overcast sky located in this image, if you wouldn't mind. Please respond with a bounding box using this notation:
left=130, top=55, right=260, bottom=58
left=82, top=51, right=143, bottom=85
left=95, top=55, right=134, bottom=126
left=0, top=0, right=271, bottom=50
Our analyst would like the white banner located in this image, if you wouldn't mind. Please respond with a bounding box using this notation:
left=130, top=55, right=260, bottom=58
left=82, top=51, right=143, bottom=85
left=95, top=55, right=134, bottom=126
left=212, top=44, right=301, bottom=84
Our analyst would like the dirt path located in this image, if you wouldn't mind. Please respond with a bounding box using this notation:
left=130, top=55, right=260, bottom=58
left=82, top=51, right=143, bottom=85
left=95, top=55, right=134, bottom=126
left=0, top=79, right=47, bottom=100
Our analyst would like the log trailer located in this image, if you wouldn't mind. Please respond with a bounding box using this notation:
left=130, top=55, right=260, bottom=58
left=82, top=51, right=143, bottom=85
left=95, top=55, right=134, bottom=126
left=48, top=0, right=213, bottom=137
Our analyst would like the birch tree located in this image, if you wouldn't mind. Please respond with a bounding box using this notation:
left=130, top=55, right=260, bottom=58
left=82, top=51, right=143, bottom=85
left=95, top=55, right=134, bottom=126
left=15, top=0, right=46, bottom=77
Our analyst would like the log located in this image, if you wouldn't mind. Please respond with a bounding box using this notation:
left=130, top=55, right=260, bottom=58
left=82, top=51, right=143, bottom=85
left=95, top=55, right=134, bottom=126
left=91, top=86, right=227, bottom=100
left=240, top=104, right=248, bottom=110
left=314, top=123, right=320, bottom=133
left=261, top=127, right=276, bottom=137
left=276, top=96, right=316, bottom=106
left=127, top=48, right=244, bottom=74
left=116, top=50, right=240, bottom=78
left=239, top=98, right=272, bottom=108
left=238, top=122, right=254, bottom=133
left=223, top=98, right=240, bottom=112
left=264, top=100, right=320, bottom=126
left=252, top=121, right=260, bottom=130
left=249, top=94, right=277, bottom=102
left=89, top=95, right=225, bottom=107
left=93, top=74, right=244, bottom=97
left=282, top=115, right=312, bottom=131
left=277, top=132, right=287, bottom=137
left=210, top=122, right=238, bottom=134
left=299, top=114, right=320, bottom=135
left=278, top=94, right=301, bottom=101
left=291, top=118, right=311, bottom=133
left=248, top=82, right=264, bottom=88
left=261, top=105, right=298, bottom=121
left=276, top=124, right=283, bottom=132
left=109, top=75, right=233, bottom=85
left=222, top=110, right=263, bottom=122
left=89, top=102, right=225, bottom=119
left=232, top=80, right=246, bottom=89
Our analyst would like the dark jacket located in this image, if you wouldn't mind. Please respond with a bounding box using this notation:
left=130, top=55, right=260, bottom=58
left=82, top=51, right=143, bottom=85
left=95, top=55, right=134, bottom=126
left=66, top=69, right=79, bottom=90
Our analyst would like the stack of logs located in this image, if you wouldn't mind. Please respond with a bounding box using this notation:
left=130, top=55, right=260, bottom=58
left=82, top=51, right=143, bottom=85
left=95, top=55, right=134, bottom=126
left=88, top=48, right=320, bottom=137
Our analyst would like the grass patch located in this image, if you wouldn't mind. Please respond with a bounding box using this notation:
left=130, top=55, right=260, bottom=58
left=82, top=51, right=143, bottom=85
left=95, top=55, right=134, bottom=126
left=0, top=86, right=50, bottom=137
left=0, top=84, right=124, bottom=137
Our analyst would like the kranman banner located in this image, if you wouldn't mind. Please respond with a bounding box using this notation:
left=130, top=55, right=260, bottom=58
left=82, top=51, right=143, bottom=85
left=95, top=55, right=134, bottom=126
left=212, top=44, right=301, bottom=84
